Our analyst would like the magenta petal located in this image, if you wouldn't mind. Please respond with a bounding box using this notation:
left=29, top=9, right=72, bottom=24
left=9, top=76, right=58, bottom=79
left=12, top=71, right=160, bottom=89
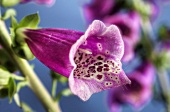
left=25, top=28, right=84, bottom=77
left=69, top=20, right=131, bottom=101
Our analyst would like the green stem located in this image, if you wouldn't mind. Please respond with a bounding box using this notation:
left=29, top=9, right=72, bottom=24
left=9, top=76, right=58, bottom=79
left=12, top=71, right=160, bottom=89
left=0, top=20, right=61, bottom=112
left=52, top=79, right=57, bottom=98
left=141, top=20, right=170, bottom=112
left=157, top=69, right=170, bottom=112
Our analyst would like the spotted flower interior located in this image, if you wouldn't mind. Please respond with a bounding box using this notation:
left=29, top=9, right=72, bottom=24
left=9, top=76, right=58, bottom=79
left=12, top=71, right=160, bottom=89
left=69, top=20, right=131, bottom=101
left=24, top=20, right=131, bottom=101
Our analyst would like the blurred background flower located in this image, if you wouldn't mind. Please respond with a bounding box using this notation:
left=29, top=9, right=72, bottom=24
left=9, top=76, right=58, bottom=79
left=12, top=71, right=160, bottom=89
left=108, top=61, right=155, bottom=112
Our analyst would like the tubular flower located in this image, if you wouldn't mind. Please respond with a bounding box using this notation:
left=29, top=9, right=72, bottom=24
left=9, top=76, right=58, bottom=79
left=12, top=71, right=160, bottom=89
left=20, top=0, right=55, bottom=5
left=83, top=0, right=115, bottom=22
left=23, top=20, right=131, bottom=101
left=108, top=61, right=155, bottom=111
left=103, top=12, right=141, bottom=62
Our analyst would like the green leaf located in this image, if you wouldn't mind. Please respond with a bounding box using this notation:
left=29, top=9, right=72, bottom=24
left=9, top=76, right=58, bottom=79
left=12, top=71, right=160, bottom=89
left=21, top=102, right=34, bottom=112
left=11, top=16, right=18, bottom=29
left=0, top=67, right=11, bottom=81
left=16, top=81, right=28, bottom=92
left=18, top=13, right=40, bottom=28
left=10, top=13, right=40, bottom=60
left=14, top=93, right=21, bottom=107
left=8, top=77, right=17, bottom=103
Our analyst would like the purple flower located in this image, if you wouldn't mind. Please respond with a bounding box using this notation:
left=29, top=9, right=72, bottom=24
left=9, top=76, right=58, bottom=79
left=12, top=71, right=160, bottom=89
left=146, top=0, right=159, bottom=20
left=83, top=0, right=115, bottom=22
left=104, top=12, right=140, bottom=45
left=108, top=61, right=155, bottom=111
left=23, top=20, right=131, bottom=101
left=122, top=37, right=135, bottom=62
left=103, top=12, right=141, bottom=62
left=20, top=0, right=55, bottom=5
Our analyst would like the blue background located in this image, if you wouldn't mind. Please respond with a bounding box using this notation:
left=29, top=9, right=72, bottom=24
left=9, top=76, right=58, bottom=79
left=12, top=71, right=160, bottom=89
left=1, top=0, right=170, bottom=112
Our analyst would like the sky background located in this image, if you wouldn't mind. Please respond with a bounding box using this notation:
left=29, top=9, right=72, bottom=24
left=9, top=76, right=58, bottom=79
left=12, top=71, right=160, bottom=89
left=1, top=0, right=170, bottom=112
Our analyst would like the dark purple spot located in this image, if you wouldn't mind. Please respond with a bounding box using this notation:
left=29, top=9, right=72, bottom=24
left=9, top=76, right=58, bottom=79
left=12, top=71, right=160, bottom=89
left=84, top=74, right=90, bottom=77
left=90, top=60, right=96, bottom=64
left=97, top=74, right=103, bottom=80
left=97, top=56, right=104, bottom=60
left=79, top=56, right=82, bottom=61
left=89, top=66, right=95, bottom=69
left=104, top=64, right=109, bottom=67
left=97, top=66, right=103, bottom=72
left=104, top=68, right=109, bottom=71
left=86, top=59, right=89, bottom=63
left=89, top=66, right=96, bottom=73
left=77, top=64, right=82, bottom=68
left=95, top=62, right=103, bottom=65
left=112, top=63, right=115, bottom=67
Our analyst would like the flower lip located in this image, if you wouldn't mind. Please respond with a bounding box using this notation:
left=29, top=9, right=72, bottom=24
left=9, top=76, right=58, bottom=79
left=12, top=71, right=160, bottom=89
left=69, top=20, right=130, bottom=101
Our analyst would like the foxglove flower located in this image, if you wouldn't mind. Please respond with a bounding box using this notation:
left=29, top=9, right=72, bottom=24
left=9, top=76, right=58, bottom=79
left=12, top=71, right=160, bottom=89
left=23, top=20, right=131, bottom=101
left=103, top=12, right=140, bottom=62
left=83, top=0, right=115, bottom=22
left=145, top=0, right=159, bottom=20
left=108, top=61, right=155, bottom=111
left=20, top=0, right=55, bottom=5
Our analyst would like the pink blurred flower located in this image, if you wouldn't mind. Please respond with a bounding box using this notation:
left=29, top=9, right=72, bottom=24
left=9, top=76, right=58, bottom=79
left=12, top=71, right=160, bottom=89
left=108, top=61, right=155, bottom=112
left=103, top=12, right=141, bottom=62
left=83, top=0, right=115, bottom=22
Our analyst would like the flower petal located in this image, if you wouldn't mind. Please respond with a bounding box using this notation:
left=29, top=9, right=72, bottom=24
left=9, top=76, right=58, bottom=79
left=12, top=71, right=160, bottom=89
left=69, top=20, right=131, bottom=101
left=25, top=28, right=84, bottom=77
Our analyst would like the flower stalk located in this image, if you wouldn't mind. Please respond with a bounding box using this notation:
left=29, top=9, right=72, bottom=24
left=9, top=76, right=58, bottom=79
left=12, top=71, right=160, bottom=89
left=0, top=19, right=61, bottom=112
left=142, top=20, right=170, bottom=112
left=157, top=68, right=170, bottom=112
